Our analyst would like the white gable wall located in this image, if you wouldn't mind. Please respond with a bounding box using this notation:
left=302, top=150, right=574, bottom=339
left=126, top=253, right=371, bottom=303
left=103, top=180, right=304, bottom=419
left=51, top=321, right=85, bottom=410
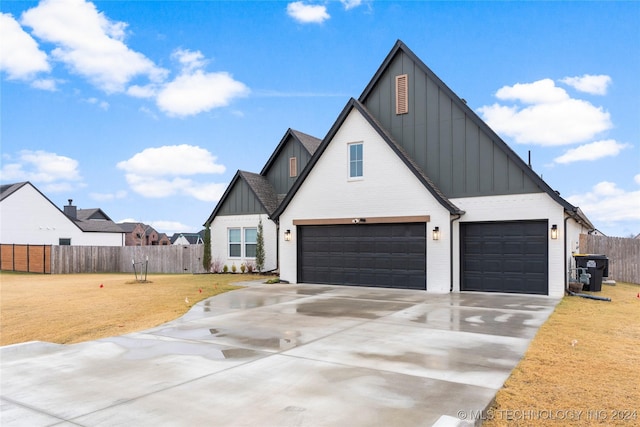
left=0, top=184, right=123, bottom=246
left=210, top=214, right=278, bottom=272
left=279, top=108, right=452, bottom=292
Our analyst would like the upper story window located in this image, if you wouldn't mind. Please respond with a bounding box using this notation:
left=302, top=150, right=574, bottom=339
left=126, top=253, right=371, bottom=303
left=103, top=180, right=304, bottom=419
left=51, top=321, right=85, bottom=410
left=395, top=74, right=408, bottom=115
left=349, top=142, right=363, bottom=178
left=289, top=157, right=297, bottom=177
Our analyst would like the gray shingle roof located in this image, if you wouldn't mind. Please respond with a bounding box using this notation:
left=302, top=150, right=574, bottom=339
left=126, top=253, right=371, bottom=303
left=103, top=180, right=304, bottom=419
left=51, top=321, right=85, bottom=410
left=239, top=170, right=279, bottom=215
left=73, top=209, right=124, bottom=233
left=291, top=129, right=322, bottom=155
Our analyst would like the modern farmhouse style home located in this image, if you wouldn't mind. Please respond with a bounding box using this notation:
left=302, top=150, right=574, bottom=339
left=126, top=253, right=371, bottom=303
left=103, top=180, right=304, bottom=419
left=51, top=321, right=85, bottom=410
left=209, top=41, right=594, bottom=297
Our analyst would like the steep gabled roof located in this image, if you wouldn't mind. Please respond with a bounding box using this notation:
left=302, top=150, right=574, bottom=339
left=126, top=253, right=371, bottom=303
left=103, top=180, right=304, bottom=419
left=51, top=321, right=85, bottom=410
left=272, top=98, right=464, bottom=219
left=0, top=182, right=29, bottom=201
left=204, top=170, right=278, bottom=225
left=259, top=128, right=321, bottom=176
left=359, top=40, right=593, bottom=229
left=1, top=181, right=125, bottom=233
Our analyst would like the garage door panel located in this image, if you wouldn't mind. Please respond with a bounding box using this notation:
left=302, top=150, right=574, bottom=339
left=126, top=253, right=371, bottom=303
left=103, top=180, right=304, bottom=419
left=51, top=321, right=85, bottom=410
left=298, top=223, right=426, bottom=290
left=461, top=221, right=548, bottom=295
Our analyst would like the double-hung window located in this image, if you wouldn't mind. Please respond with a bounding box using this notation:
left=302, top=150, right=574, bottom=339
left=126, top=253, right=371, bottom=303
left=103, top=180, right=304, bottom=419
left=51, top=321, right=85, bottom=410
left=229, top=228, right=241, bottom=257
left=244, top=228, right=257, bottom=258
left=229, top=227, right=258, bottom=258
left=349, top=142, right=363, bottom=179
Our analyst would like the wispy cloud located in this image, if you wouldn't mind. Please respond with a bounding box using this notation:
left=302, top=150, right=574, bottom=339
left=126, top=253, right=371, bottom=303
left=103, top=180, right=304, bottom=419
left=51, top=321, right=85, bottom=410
left=89, top=190, right=127, bottom=201
left=254, top=89, right=348, bottom=98
left=554, top=140, right=631, bottom=164
left=478, top=78, right=612, bottom=146
left=287, top=2, right=330, bottom=24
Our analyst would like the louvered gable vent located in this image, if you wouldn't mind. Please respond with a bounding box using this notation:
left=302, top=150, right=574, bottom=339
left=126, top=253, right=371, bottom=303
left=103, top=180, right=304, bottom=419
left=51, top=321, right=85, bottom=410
left=395, top=74, right=408, bottom=115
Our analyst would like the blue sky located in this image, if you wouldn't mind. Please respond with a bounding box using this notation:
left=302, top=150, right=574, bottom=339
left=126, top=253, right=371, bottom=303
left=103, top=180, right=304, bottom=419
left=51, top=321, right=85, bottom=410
left=1, top=0, right=639, bottom=237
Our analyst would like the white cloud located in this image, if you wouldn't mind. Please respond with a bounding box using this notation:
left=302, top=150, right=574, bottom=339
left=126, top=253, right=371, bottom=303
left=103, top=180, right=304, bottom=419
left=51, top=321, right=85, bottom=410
left=156, top=69, right=249, bottom=117
left=560, top=74, right=611, bottom=95
left=495, top=78, right=569, bottom=104
left=340, top=0, right=363, bottom=10
left=127, top=84, right=157, bottom=98
left=148, top=220, right=195, bottom=234
left=554, top=139, right=631, bottom=164
left=86, top=97, right=109, bottom=110
left=116, top=145, right=225, bottom=177
left=89, top=190, right=127, bottom=201
left=172, top=48, right=207, bottom=73
left=0, top=13, right=50, bottom=80
left=635, top=174, right=640, bottom=186
left=21, top=0, right=167, bottom=93
left=0, top=150, right=84, bottom=193
left=478, top=78, right=612, bottom=146
left=116, top=145, right=227, bottom=201
left=31, top=78, right=57, bottom=91
left=287, top=2, right=330, bottom=24
left=567, top=181, right=640, bottom=231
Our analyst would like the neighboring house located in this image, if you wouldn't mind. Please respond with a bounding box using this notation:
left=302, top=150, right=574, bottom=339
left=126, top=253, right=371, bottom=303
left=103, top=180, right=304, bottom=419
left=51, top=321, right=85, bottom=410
left=0, top=182, right=125, bottom=246
left=119, top=222, right=169, bottom=246
left=205, top=128, right=321, bottom=272
left=270, top=40, right=594, bottom=297
left=171, top=233, right=204, bottom=245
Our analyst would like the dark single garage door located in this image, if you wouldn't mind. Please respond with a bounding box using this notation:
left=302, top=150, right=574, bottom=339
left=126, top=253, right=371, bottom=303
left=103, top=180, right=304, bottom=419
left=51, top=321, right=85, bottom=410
left=298, top=223, right=426, bottom=290
left=461, top=221, right=548, bottom=295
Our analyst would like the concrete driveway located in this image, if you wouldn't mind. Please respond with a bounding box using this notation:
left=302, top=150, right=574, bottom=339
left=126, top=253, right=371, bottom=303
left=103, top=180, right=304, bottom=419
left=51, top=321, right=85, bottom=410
left=1, top=282, right=558, bottom=427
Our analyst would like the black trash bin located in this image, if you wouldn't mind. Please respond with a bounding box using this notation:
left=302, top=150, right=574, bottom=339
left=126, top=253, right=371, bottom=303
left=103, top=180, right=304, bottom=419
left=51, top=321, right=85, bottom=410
left=574, top=254, right=608, bottom=292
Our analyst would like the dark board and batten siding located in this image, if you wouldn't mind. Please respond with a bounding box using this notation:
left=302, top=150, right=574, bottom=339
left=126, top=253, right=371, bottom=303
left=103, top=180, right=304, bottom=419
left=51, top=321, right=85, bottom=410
left=216, top=178, right=268, bottom=216
left=264, top=135, right=313, bottom=196
left=362, top=50, right=541, bottom=199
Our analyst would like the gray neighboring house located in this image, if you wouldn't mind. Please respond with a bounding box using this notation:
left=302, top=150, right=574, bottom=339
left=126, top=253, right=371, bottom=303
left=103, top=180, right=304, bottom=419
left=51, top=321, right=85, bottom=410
left=205, top=129, right=321, bottom=272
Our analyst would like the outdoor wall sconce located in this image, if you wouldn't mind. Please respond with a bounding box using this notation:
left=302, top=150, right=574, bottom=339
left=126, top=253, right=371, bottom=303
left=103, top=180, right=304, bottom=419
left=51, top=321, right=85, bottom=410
left=550, top=224, right=558, bottom=240
left=284, top=229, right=292, bottom=241
left=432, top=226, right=440, bottom=240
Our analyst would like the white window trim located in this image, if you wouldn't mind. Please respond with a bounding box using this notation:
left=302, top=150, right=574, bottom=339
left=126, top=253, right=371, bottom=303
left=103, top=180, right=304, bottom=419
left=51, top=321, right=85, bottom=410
left=347, top=141, right=364, bottom=181
left=228, top=227, right=258, bottom=259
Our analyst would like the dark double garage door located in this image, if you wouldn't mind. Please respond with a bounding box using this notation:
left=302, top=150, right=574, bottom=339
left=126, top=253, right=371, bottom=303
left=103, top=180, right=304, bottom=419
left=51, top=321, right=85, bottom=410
left=297, top=220, right=548, bottom=294
left=298, top=223, right=427, bottom=290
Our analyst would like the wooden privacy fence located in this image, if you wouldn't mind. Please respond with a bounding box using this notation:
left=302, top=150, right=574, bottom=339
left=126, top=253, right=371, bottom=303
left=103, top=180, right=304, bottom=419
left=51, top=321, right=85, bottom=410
left=0, top=244, right=51, bottom=273
left=1, top=244, right=206, bottom=274
left=51, top=245, right=207, bottom=274
left=580, top=234, right=640, bottom=285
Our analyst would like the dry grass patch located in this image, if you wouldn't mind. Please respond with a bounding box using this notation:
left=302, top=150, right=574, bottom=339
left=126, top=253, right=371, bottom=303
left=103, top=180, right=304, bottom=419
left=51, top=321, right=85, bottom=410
left=0, top=272, right=270, bottom=345
left=484, top=282, right=640, bottom=426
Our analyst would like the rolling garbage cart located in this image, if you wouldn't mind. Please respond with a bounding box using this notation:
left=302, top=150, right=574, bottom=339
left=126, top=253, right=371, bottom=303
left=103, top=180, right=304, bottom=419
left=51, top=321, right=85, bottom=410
left=574, top=254, right=609, bottom=292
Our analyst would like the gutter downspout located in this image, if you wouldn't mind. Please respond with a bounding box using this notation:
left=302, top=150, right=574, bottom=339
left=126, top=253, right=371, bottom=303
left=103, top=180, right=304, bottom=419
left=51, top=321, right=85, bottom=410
left=450, top=213, right=463, bottom=292
left=564, top=214, right=570, bottom=293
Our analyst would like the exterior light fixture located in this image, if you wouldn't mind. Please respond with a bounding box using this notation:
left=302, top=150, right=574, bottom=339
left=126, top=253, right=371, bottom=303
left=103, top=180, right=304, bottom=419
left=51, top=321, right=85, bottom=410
left=432, top=226, right=440, bottom=240
left=284, top=229, right=292, bottom=241
left=550, top=224, right=558, bottom=240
